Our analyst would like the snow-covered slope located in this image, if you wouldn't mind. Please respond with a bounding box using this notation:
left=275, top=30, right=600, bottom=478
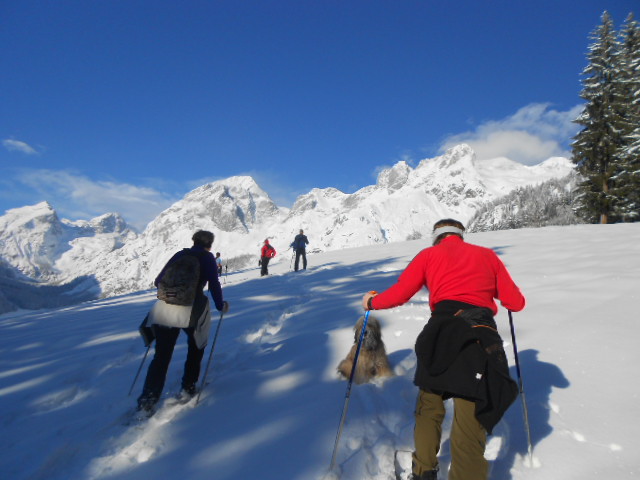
left=1, top=223, right=637, bottom=480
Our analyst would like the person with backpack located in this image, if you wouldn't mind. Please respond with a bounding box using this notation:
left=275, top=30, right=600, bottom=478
left=260, top=239, right=276, bottom=276
left=215, top=252, right=223, bottom=277
left=137, top=230, right=229, bottom=413
left=289, top=229, right=309, bottom=271
left=361, top=219, right=526, bottom=480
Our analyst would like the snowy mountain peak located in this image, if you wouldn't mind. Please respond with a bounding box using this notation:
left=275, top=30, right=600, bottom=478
left=0, top=203, right=135, bottom=282
left=65, top=212, right=132, bottom=235
left=0, top=144, right=577, bottom=311
left=290, top=187, right=348, bottom=216
left=377, top=161, right=412, bottom=190
left=440, top=143, right=476, bottom=168
left=0, top=201, right=60, bottom=230
left=531, top=156, right=574, bottom=173
left=146, top=175, right=281, bottom=238
left=417, top=144, right=476, bottom=171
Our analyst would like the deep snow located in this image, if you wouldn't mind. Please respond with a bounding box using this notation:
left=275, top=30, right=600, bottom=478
left=1, top=223, right=638, bottom=480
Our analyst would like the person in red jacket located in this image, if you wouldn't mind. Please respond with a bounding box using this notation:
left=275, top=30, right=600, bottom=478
left=362, top=219, right=525, bottom=480
left=260, top=239, right=276, bottom=276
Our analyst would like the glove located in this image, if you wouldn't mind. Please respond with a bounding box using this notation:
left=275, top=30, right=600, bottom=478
left=362, top=291, right=378, bottom=311
left=221, top=301, right=230, bottom=313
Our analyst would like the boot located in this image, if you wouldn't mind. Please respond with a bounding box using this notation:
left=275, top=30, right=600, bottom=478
left=412, top=469, right=438, bottom=480
left=181, top=383, right=197, bottom=397
left=136, top=394, right=158, bottom=413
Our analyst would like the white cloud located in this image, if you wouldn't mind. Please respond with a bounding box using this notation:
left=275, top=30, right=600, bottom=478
left=16, top=170, right=180, bottom=230
left=439, top=103, right=583, bottom=165
left=3, top=139, right=39, bottom=155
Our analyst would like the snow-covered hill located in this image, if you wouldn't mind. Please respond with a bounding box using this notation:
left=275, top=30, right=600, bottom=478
left=468, top=172, right=582, bottom=232
left=0, top=145, right=575, bottom=310
left=0, top=201, right=136, bottom=280
left=1, top=223, right=637, bottom=480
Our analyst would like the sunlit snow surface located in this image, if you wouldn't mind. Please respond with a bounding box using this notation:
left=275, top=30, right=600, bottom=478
left=1, top=223, right=638, bottom=480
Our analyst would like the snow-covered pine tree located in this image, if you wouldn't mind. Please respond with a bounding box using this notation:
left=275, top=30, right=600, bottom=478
left=466, top=172, right=583, bottom=232
left=572, top=12, right=627, bottom=224
left=612, top=13, right=640, bottom=222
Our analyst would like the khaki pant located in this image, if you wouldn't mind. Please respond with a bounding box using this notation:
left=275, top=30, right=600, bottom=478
left=413, top=390, right=488, bottom=480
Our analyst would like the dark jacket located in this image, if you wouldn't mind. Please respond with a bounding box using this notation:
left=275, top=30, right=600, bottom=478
left=414, top=300, right=518, bottom=434
left=155, top=246, right=224, bottom=311
left=291, top=234, right=309, bottom=251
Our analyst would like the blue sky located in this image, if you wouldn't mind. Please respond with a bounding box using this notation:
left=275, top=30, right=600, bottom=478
left=1, top=1, right=636, bottom=230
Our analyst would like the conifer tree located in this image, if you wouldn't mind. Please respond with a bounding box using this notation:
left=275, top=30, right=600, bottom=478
left=572, top=12, right=626, bottom=223
left=612, top=13, right=640, bottom=221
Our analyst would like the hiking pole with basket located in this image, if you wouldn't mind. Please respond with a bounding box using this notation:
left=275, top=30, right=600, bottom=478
left=128, top=315, right=155, bottom=396
left=508, top=310, right=534, bottom=465
left=329, top=309, right=371, bottom=472
left=196, top=309, right=226, bottom=405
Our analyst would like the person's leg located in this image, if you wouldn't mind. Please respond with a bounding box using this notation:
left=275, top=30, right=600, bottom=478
left=294, top=250, right=301, bottom=271
left=261, top=257, right=267, bottom=276
left=301, top=250, right=307, bottom=269
left=138, top=325, right=180, bottom=408
left=181, top=327, right=206, bottom=394
left=448, top=397, right=488, bottom=480
left=263, top=257, right=270, bottom=275
left=413, top=390, right=445, bottom=476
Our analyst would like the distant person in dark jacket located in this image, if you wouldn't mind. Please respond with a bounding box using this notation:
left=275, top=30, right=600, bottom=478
left=290, top=229, right=309, bottom=271
left=260, top=239, right=276, bottom=276
left=361, top=219, right=526, bottom=480
left=137, top=230, right=229, bottom=413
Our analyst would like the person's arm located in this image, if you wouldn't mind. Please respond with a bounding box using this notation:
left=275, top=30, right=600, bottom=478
left=202, top=253, right=224, bottom=310
left=494, top=255, right=526, bottom=312
left=366, top=250, right=428, bottom=310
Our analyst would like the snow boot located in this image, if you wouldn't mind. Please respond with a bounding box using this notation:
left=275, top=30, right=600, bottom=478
left=174, top=384, right=197, bottom=403
left=136, top=394, right=158, bottom=416
left=412, top=469, right=438, bottom=480
left=182, top=383, right=197, bottom=397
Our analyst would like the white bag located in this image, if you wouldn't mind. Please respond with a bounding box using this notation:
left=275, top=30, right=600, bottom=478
left=148, top=299, right=192, bottom=329
left=148, top=297, right=212, bottom=349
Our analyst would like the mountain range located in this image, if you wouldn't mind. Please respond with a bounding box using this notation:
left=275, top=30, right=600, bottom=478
left=0, top=144, right=576, bottom=313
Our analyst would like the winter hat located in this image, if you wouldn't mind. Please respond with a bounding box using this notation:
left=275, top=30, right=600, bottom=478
left=432, top=225, right=464, bottom=241
left=431, top=219, right=465, bottom=245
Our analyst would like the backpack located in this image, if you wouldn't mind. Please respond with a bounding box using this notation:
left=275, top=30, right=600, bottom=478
left=156, top=249, right=203, bottom=306
left=266, top=244, right=276, bottom=258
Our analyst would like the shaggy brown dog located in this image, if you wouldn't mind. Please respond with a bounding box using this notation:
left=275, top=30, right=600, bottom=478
left=337, top=315, right=394, bottom=384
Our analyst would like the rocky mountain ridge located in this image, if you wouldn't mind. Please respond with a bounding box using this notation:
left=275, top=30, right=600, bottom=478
left=0, top=144, right=576, bottom=313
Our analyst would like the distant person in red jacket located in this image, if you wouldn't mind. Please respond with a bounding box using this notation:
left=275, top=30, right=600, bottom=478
left=362, top=219, right=526, bottom=480
left=260, top=239, right=276, bottom=276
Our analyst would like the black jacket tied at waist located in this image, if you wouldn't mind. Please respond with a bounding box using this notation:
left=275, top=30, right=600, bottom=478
left=414, top=300, right=518, bottom=434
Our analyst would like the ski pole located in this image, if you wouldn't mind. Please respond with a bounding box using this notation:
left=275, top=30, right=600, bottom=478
left=196, top=310, right=226, bottom=405
left=329, top=310, right=371, bottom=472
left=224, top=265, right=227, bottom=284
left=128, top=345, right=151, bottom=396
left=508, top=310, right=534, bottom=464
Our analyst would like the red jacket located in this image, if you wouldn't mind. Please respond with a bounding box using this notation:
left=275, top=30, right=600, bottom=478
left=261, top=243, right=276, bottom=258
left=371, top=236, right=525, bottom=315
